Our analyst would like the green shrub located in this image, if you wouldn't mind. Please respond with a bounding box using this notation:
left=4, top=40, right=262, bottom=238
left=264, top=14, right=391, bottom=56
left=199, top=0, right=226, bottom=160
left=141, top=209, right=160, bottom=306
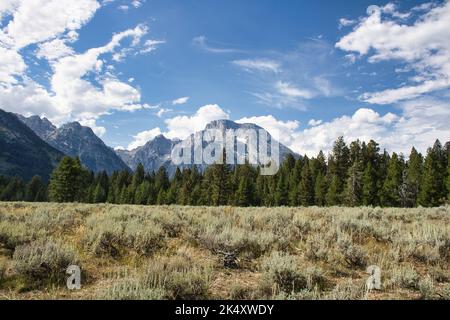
left=143, top=255, right=211, bottom=300
left=325, top=280, right=366, bottom=300
left=229, top=283, right=253, bottom=300
left=100, top=278, right=166, bottom=300
left=13, top=240, right=77, bottom=287
left=418, top=276, right=436, bottom=300
left=0, top=261, right=6, bottom=284
left=337, top=235, right=367, bottom=268
left=85, top=212, right=165, bottom=257
left=387, top=266, right=420, bottom=290
left=260, top=252, right=326, bottom=295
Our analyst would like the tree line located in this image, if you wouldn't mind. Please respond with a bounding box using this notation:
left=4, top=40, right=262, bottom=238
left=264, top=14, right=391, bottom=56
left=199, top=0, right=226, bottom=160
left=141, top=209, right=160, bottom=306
left=1, top=137, right=449, bottom=207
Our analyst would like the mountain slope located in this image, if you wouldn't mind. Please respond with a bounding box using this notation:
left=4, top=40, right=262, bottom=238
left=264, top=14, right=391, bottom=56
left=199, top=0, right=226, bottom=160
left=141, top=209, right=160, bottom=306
left=117, top=119, right=298, bottom=174
left=0, top=109, right=64, bottom=181
left=18, top=115, right=130, bottom=174
left=116, top=134, right=178, bottom=175
left=46, top=122, right=130, bottom=175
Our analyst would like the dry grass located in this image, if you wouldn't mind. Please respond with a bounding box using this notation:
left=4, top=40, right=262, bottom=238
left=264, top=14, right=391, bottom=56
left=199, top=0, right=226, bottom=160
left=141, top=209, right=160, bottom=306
left=0, top=202, right=448, bottom=300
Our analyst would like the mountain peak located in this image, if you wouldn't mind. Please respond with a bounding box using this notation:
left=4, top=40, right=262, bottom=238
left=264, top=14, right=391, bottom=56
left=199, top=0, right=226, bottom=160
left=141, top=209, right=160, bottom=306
left=205, top=119, right=263, bottom=131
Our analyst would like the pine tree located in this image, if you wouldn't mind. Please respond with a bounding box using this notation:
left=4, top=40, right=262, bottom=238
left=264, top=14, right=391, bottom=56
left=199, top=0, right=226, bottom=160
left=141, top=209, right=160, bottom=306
left=447, top=156, right=450, bottom=201
left=25, top=175, right=44, bottom=202
left=326, top=175, right=341, bottom=206
left=314, top=172, right=327, bottom=206
left=419, top=140, right=446, bottom=206
left=0, top=177, right=25, bottom=201
left=48, top=157, right=88, bottom=202
left=157, top=189, right=166, bottom=205
left=344, top=162, right=363, bottom=207
left=274, top=172, right=288, bottom=206
left=135, top=181, right=151, bottom=205
left=211, top=163, right=231, bottom=206
left=362, top=162, right=377, bottom=206
left=93, top=183, right=106, bottom=203
left=381, top=153, right=403, bottom=207
left=405, top=147, right=423, bottom=206
left=234, top=164, right=255, bottom=207
left=288, top=158, right=303, bottom=206
left=298, top=160, right=314, bottom=206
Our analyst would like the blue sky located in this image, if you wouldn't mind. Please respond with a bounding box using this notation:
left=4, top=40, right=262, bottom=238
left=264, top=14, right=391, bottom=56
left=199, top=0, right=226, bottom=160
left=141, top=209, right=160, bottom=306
left=1, top=0, right=449, bottom=155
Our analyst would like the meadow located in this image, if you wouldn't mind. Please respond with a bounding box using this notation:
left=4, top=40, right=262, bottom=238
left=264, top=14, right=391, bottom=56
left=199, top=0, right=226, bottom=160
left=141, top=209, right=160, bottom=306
left=0, top=202, right=449, bottom=300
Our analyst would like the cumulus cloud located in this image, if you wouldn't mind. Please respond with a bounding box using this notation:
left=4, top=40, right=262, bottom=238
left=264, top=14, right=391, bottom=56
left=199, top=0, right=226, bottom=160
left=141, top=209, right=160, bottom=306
left=0, top=0, right=100, bottom=49
left=164, top=104, right=229, bottom=139
left=236, top=115, right=300, bottom=149
left=128, top=127, right=162, bottom=150
left=36, top=39, right=75, bottom=61
left=336, top=2, right=450, bottom=104
left=0, top=0, right=163, bottom=136
left=243, top=101, right=449, bottom=157
left=232, top=59, right=281, bottom=73
left=172, top=96, right=189, bottom=105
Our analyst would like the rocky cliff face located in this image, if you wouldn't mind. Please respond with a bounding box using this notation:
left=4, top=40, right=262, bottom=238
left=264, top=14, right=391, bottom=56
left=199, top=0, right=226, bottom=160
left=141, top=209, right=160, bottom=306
left=0, top=109, right=64, bottom=180
left=18, top=115, right=130, bottom=174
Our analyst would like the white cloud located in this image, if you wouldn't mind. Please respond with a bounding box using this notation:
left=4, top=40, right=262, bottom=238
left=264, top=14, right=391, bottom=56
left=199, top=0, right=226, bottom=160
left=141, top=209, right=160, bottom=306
left=164, top=104, right=229, bottom=139
left=79, top=118, right=106, bottom=137
left=236, top=115, right=300, bottom=149
left=336, top=2, right=450, bottom=104
left=128, top=127, right=162, bottom=150
left=36, top=39, right=74, bottom=61
left=275, top=81, right=315, bottom=99
left=238, top=101, right=449, bottom=157
left=339, top=18, right=356, bottom=28
left=308, top=119, right=322, bottom=127
left=131, top=0, right=144, bottom=8
left=0, top=46, right=26, bottom=84
left=140, top=39, right=165, bottom=54
left=156, top=108, right=171, bottom=118
left=0, top=0, right=100, bottom=49
left=192, top=36, right=242, bottom=54
left=172, top=96, right=189, bottom=105
left=232, top=59, right=281, bottom=73
left=1, top=23, right=155, bottom=124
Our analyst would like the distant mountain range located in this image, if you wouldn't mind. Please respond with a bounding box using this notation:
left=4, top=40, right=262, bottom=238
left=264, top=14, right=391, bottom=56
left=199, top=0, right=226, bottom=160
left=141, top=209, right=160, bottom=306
left=117, top=119, right=297, bottom=175
left=0, top=109, right=64, bottom=181
left=1, top=108, right=297, bottom=180
left=17, top=114, right=130, bottom=175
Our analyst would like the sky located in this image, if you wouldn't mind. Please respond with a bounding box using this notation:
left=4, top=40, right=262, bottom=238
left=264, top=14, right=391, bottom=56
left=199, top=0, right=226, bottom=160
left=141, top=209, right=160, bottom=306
left=0, top=0, right=449, bottom=156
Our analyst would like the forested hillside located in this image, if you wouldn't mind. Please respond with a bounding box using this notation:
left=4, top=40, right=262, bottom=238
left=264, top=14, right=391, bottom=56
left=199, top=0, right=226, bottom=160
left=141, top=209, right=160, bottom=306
left=1, top=137, right=449, bottom=207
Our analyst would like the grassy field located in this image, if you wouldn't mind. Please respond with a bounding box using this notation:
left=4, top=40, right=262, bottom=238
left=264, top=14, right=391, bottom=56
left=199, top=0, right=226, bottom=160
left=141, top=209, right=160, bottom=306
left=0, top=203, right=449, bottom=300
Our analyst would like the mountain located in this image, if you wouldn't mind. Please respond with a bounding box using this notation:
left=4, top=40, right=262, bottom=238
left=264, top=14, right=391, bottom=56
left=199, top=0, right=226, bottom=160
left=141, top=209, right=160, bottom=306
left=117, top=119, right=298, bottom=174
left=0, top=109, right=64, bottom=181
left=116, top=134, right=179, bottom=175
left=18, top=115, right=130, bottom=175
left=16, top=114, right=56, bottom=140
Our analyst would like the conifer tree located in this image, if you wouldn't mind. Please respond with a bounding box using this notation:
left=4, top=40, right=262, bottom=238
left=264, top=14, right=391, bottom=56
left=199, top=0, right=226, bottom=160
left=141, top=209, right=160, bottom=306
left=326, top=175, right=341, bottom=206
left=314, top=171, right=327, bottom=206
left=25, top=175, right=44, bottom=202
left=0, top=177, right=25, bottom=201
left=419, top=140, right=446, bottom=206
left=298, top=160, right=314, bottom=206
left=381, top=153, right=403, bottom=207
left=48, top=157, right=88, bottom=202
left=344, top=162, right=363, bottom=207
left=274, top=171, right=288, bottom=206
